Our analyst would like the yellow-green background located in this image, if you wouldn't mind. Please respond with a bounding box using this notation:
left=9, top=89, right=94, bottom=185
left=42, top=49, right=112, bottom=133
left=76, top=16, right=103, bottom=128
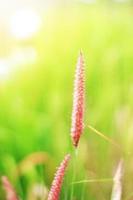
left=0, top=1, right=133, bottom=199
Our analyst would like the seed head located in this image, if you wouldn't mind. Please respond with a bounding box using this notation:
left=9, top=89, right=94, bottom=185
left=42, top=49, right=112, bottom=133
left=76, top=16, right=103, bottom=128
left=47, top=154, right=71, bottom=200
left=1, top=176, right=18, bottom=200
left=71, top=51, right=85, bottom=147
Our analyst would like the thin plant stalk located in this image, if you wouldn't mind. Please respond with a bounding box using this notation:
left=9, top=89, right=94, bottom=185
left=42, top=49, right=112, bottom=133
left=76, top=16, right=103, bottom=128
left=71, top=178, right=113, bottom=185
left=70, top=148, right=78, bottom=200
left=111, top=160, right=124, bottom=200
left=87, top=125, right=121, bottom=150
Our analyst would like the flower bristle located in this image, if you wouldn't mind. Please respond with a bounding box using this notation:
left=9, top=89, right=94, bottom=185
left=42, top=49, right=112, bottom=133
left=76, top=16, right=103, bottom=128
left=47, top=154, right=71, bottom=200
left=1, top=176, right=18, bottom=200
left=71, top=51, right=85, bottom=147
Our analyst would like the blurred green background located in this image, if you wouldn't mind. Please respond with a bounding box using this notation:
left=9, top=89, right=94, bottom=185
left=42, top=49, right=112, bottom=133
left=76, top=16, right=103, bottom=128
left=0, top=0, right=132, bottom=199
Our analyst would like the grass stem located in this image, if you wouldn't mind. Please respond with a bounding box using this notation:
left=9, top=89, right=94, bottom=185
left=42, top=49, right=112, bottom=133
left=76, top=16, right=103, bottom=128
left=70, top=148, right=78, bottom=200
left=71, top=178, right=113, bottom=185
left=87, top=125, right=121, bottom=150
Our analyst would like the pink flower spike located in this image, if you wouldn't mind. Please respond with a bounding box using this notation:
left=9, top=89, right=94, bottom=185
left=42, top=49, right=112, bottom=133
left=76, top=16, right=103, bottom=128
left=71, top=51, right=85, bottom=147
left=1, top=176, right=19, bottom=200
left=47, top=154, right=71, bottom=200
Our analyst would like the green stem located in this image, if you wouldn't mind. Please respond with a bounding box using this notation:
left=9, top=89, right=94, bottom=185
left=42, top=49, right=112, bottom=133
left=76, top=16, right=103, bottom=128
left=70, top=148, right=78, bottom=200
left=71, top=178, right=113, bottom=185
left=87, top=125, right=121, bottom=150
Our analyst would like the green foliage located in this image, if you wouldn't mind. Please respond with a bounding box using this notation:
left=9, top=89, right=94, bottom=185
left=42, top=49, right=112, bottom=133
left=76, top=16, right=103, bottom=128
left=0, top=4, right=132, bottom=199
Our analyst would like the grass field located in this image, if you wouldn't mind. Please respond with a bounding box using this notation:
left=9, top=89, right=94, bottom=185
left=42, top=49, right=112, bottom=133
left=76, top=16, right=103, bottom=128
left=0, top=2, right=133, bottom=199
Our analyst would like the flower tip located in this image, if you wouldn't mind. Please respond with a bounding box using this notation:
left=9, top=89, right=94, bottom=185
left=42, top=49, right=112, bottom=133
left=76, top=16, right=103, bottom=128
left=1, top=176, right=18, bottom=200
left=79, top=49, right=83, bottom=56
left=65, top=154, right=71, bottom=161
left=1, top=176, right=8, bottom=186
left=1, top=176, right=5, bottom=181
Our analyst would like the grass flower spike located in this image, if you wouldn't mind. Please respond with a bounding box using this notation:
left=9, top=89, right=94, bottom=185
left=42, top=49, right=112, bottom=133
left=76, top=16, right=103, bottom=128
left=111, top=160, right=124, bottom=200
left=1, top=176, right=19, bottom=200
left=71, top=51, right=85, bottom=147
left=48, top=154, right=71, bottom=200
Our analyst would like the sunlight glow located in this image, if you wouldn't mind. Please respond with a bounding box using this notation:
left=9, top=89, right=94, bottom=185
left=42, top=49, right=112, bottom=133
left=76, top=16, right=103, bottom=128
left=0, top=47, right=37, bottom=80
left=10, top=47, right=37, bottom=65
left=10, top=9, right=41, bottom=39
left=0, top=59, right=10, bottom=79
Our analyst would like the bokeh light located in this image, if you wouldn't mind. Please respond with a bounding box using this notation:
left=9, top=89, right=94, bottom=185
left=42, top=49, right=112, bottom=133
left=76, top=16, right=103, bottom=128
left=0, top=59, right=10, bottom=79
left=10, top=9, right=41, bottom=39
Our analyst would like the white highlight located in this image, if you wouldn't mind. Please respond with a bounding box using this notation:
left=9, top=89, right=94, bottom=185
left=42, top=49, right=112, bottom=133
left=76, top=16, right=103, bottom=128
left=111, top=160, right=123, bottom=200
left=10, top=9, right=41, bottom=39
left=0, top=59, right=10, bottom=79
left=0, top=47, right=37, bottom=80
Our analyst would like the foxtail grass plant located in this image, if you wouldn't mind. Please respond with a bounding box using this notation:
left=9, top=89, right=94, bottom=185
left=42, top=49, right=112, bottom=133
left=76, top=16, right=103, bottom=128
left=2, top=176, right=19, bottom=200
left=70, top=51, right=85, bottom=200
left=47, top=154, right=71, bottom=200
left=71, top=51, right=85, bottom=148
left=1, top=51, right=125, bottom=200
